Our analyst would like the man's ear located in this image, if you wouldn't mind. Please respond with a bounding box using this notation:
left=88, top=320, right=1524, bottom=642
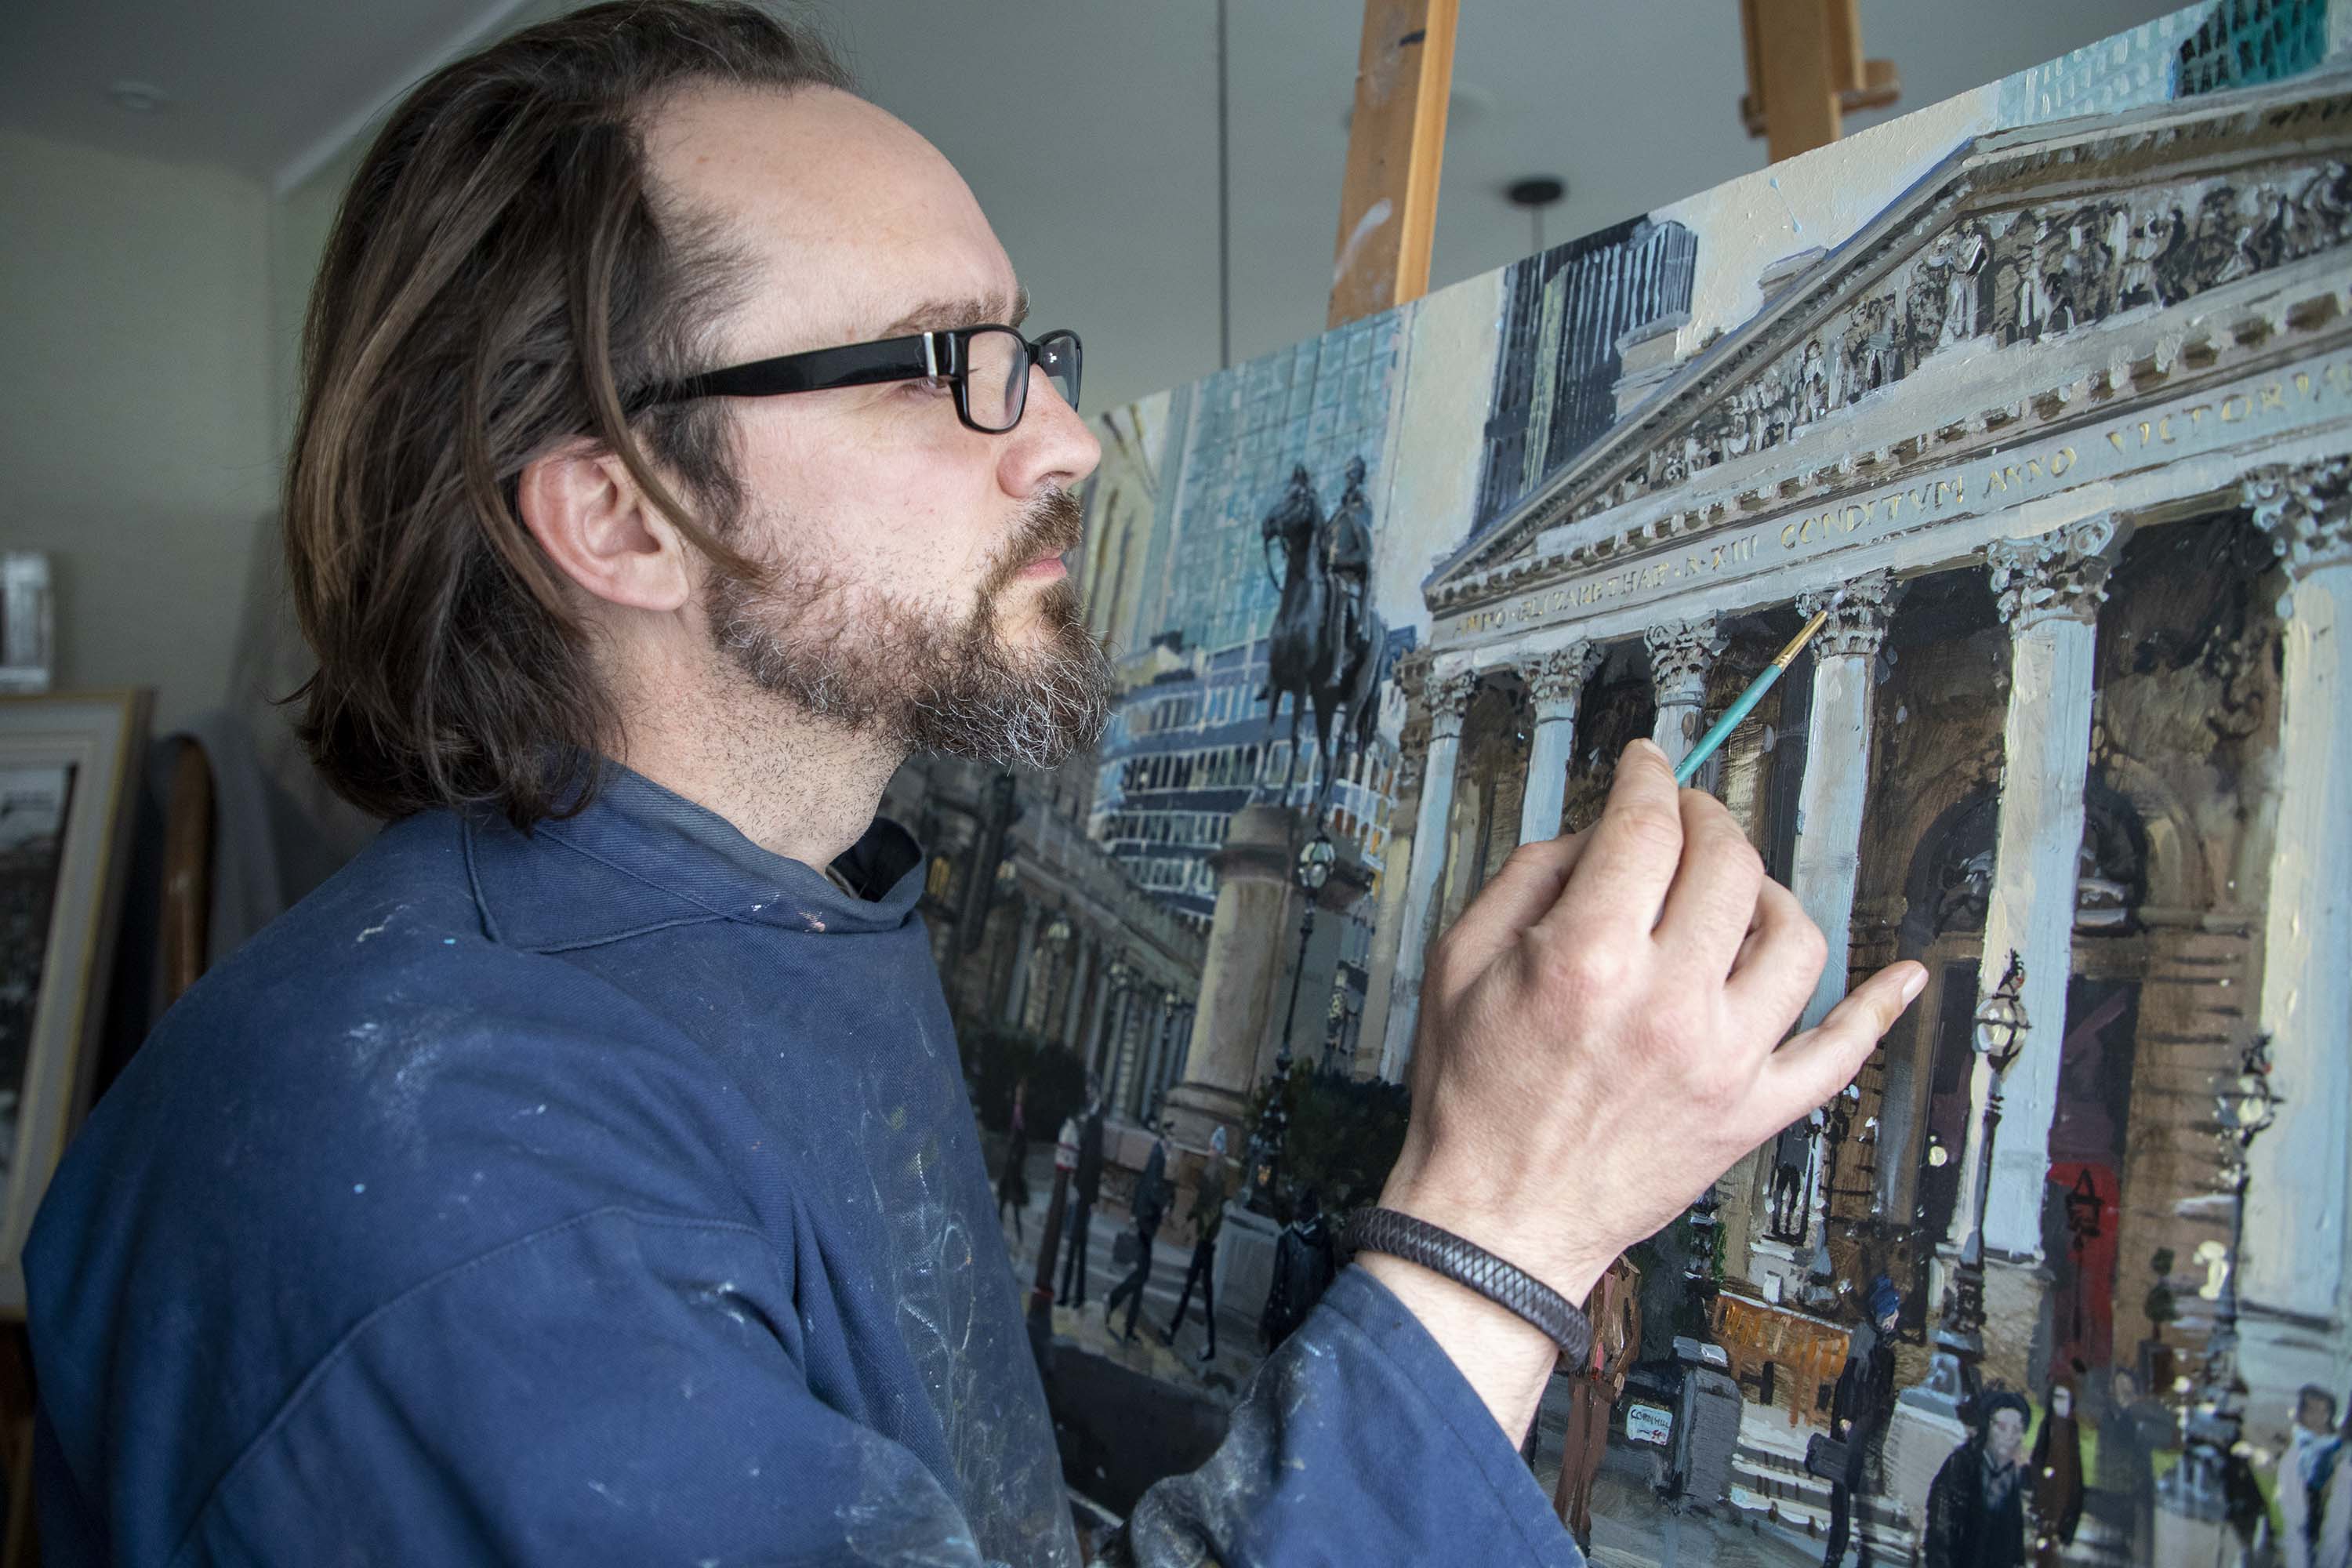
left=516, top=441, right=692, bottom=613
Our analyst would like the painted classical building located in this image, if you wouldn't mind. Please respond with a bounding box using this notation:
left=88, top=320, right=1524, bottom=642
left=886, top=756, right=1204, bottom=1127
left=1372, top=74, right=2352, bottom=1441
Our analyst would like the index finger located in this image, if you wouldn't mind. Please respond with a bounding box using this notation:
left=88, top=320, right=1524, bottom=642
left=1537, top=739, right=1684, bottom=943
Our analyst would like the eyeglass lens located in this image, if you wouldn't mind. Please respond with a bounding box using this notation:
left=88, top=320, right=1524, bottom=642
left=961, top=328, right=1081, bottom=432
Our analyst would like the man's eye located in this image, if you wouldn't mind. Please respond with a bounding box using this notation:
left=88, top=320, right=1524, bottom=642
left=906, top=376, right=954, bottom=397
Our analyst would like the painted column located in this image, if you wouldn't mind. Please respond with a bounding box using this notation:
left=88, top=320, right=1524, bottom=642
left=1357, top=746, right=1422, bottom=1076
left=1518, top=640, right=1602, bottom=844
left=1163, top=1006, right=1192, bottom=1108
left=1134, top=1001, right=1171, bottom=1123
left=1789, top=573, right=1896, bottom=1031
left=2241, top=461, right=2352, bottom=1370
left=1163, top=805, right=1306, bottom=1152
left=1377, top=667, right=1479, bottom=1083
left=1001, top=899, right=1040, bottom=1027
left=1764, top=575, right=1897, bottom=1268
left=1060, top=939, right=1094, bottom=1052
left=1947, top=517, right=2116, bottom=1264
left=1101, top=987, right=1138, bottom=1109
left=1082, top=957, right=1115, bottom=1069
left=1143, top=1001, right=1171, bottom=1123
left=1646, top=618, right=1726, bottom=770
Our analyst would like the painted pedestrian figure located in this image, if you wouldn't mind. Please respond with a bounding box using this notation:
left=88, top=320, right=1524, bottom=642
left=1552, top=1254, right=1642, bottom=1554
left=1823, top=1278, right=1902, bottom=1567
left=1259, top=1187, right=1337, bottom=1354
left=2283, top=1385, right=2344, bottom=1568
left=2028, top=1377, right=2085, bottom=1568
left=1924, top=1389, right=2032, bottom=1568
left=2093, top=1367, right=2169, bottom=1566
left=1105, top=1119, right=1169, bottom=1345
left=1159, top=1127, right=1229, bottom=1363
left=2321, top=1396, right=2352, bottom=1568
left=1769, top=1109, right=1820, bottom=1240
left=995, top=1078, right=1030, bottom=1243
left=1056, top=1076, right=1105, bottom=1308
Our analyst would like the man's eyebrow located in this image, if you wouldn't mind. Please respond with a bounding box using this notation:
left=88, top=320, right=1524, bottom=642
left=880, top=286, right=1030, bottom=338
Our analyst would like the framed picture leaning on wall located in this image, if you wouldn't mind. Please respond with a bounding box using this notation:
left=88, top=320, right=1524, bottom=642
left=0, top=692, right=148, bottom=1316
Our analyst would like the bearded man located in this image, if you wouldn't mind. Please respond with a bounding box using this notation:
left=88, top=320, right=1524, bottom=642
left=23, top=5, right=1922, bottom=1565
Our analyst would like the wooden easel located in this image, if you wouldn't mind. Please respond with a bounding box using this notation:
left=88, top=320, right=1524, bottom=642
left=1327, top=0, right=1899, bottom=329
left=1739, top=0, right=1900, bottom=164
left=1328, top=0, right=1460, bottom=328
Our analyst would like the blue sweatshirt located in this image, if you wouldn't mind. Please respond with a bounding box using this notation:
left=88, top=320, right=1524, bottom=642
left=26, top=767, right=1577, bottom=1566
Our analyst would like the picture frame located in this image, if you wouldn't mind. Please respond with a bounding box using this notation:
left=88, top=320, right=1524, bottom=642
left=0, top=691, right=150, bottom=1316
left=0, top=557, right=53, bottom=697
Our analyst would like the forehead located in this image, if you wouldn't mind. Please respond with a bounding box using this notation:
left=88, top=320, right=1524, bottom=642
left=643, top=83, right=1018, bottom=354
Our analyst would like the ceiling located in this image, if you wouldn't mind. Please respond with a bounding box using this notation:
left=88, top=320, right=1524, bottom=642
left=2, top=0, right=2187, bottom=411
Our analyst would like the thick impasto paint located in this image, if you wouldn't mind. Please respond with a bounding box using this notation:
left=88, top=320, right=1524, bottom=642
left=890, top=5, right=2352, bottom=1561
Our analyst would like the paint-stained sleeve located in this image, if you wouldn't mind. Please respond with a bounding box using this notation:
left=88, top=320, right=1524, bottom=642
left=172, top=1207, right=995, bottom=1567
left=1109, top=1265, right=1584, bottom=1566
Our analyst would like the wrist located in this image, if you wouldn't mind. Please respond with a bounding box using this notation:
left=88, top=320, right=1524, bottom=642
left=1374, top=1165, right=1609, bottom=1309
left=1355, top=1251, right=1557, bottom=1443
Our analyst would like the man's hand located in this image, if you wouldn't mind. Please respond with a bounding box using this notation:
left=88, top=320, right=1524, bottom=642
left=1358, top=739, right=1925, bottom=1440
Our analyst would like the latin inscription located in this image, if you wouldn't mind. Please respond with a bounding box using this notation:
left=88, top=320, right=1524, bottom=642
left=1450, top=358, right=2352, bottom=639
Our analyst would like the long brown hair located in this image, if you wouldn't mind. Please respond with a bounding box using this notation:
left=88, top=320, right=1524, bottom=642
left=284, top=1, right=852, bottom=827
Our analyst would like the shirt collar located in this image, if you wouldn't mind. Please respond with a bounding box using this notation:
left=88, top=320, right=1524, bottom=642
left=464, top=762, right=925, bottom=953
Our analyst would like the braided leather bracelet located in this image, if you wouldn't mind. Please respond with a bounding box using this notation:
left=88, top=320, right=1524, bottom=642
left=1341, top=1207, right=1592, bottom=1365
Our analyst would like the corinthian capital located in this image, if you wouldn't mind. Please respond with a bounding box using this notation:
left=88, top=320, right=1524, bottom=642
left=1797, top=570, right=1896, bottom=659
left=1424, top=668, right=1479, bottom=740
left=2244, top=457, right=2352, bottom=579
left=1987, top=516, right=2119, bottom=630
left=1526, top=640, right=1603, bottom=714
left=1644, top=617, right=1725, bottom=707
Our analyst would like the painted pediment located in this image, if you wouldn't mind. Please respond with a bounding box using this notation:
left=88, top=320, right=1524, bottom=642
left=1428, top=71, right=2352, bottom=603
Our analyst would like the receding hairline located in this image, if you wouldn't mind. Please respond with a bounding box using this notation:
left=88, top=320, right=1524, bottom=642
left=635, top=79, right=1018, bottom=355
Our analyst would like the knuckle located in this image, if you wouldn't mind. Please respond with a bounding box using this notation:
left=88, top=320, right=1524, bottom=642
left=1614, top=804, right=1684, bottom=858
left=1549, top=935, right=1633, bottom=999
left=1500, top=840, right=1552, bottom=877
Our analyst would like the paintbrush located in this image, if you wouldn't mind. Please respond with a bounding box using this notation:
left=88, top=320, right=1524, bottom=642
left=1671, top=607, right=1831, bottom=786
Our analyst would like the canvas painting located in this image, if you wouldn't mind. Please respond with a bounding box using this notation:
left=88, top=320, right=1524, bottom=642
left=884, top=5, right=2352, bottom=1562
left=0, top=693, right=147, bottom=1314
left=0, top=764, right=74, bottom=1190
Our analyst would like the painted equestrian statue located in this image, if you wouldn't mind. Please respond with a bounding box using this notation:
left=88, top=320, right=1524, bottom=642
left=1261, top=459, right=1383, bottom=815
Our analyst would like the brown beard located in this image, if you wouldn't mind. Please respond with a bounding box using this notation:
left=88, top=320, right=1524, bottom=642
left=704, top=488, right=1112, bottom=767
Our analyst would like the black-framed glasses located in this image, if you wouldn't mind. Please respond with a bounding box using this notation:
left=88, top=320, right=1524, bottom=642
left=644, top=325, right=1081, bottom=434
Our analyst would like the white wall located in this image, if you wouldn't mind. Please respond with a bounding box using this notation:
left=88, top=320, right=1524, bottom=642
left=0, top=128, right=274, bottom=736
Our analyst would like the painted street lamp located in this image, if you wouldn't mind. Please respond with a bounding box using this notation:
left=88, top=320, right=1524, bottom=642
left=2063, top=1167, right=2106, bottom=1351
left=2158, top=1033, right=2280, bottom=1544
left=1933, top=949, right=2029, bottom=1397
left=1254, top=832, right=1334, bottom=1208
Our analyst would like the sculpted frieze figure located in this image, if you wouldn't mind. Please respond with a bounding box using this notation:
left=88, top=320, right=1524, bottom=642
left=1600, top=162, right=2352, bottom=515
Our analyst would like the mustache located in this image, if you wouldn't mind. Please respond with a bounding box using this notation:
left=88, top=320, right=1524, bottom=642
left=981, top=488, right=1086, bottom=595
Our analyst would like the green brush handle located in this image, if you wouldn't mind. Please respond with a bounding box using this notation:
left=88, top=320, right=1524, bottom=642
left=1672, top=663, right=1785, bottom=786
